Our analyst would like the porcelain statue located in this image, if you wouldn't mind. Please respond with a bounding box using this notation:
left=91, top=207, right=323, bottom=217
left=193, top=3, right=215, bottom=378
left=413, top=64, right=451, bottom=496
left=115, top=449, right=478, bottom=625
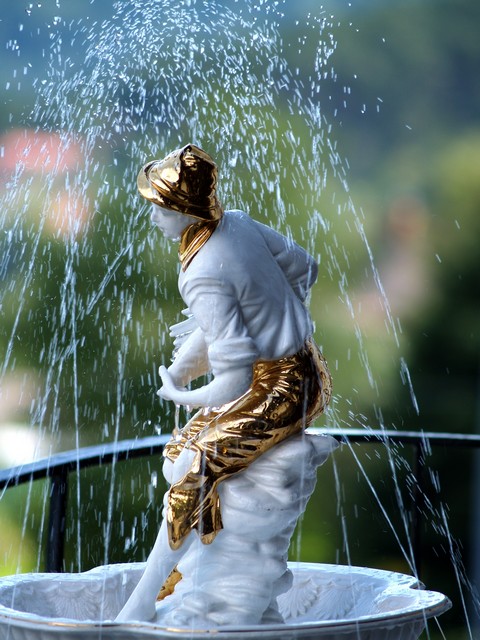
left=116, top=143, right=336, bottom=625
left=0, top=144, right=451, bottom=639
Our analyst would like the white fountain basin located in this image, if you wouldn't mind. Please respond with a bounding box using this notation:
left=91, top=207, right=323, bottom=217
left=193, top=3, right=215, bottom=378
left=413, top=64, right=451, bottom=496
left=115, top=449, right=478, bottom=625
left=0, top=562, right=450, bottom=640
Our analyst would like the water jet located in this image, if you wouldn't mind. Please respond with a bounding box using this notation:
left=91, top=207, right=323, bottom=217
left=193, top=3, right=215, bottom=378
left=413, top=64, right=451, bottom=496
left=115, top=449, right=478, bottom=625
left=0, top=1, right=455, bottom=636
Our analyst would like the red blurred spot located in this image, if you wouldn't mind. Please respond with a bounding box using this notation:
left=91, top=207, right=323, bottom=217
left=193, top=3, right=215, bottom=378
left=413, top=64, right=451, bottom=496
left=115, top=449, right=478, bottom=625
left=0, top=128, right=82, bottom=174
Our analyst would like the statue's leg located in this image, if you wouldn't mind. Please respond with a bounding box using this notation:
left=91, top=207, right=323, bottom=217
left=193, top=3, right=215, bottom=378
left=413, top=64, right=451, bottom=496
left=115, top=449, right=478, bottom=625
left=115, top=520, right=183, bottom=621
left=115, top=452, right=196, bottom=622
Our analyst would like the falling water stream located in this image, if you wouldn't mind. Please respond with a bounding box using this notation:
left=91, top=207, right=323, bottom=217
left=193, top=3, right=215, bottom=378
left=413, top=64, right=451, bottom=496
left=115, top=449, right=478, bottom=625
left=0, top=0, right=478, bottom=636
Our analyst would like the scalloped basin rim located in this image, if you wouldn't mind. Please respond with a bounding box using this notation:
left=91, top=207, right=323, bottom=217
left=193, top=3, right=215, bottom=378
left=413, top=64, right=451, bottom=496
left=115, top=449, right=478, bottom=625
left=0, top=562, right=451, bottom=637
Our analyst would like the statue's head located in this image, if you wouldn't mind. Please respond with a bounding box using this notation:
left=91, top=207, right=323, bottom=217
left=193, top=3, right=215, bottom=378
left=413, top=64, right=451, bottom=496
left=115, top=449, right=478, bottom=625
left=137, top=144, right=223, bottom=222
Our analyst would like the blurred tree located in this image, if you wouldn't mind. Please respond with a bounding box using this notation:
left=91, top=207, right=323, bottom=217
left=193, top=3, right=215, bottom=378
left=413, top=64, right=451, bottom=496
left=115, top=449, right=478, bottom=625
left=405, top=131, right=480, bottom=434
left=323, top=0, right=480, bottom=178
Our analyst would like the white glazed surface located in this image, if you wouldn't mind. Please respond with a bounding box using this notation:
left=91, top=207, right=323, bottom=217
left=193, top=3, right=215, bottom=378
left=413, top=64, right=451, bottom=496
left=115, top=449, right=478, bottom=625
left=157, top=209, right=319, bottom=409
left=115, top=433, right=338, bottom=624
left=0, top=562, right=450, bottom=640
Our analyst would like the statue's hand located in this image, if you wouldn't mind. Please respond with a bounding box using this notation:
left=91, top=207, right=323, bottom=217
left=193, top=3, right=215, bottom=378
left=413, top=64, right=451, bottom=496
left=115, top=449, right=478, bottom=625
left=157, top=365, right=187, bottom=402
left=157, top=364, right=252, bottom=409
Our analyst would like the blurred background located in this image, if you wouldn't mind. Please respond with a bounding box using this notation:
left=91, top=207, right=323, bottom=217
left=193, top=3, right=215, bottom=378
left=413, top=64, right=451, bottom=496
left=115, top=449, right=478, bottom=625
left=0, top=0, right=479, bottom=637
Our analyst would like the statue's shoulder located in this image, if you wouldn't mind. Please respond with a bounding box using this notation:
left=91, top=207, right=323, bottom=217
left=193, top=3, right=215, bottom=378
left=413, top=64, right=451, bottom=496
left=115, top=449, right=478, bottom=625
left=217, top=209, right=259, bottom=237
left=213, top=210, right=270, bottom=255
left=222, top=208, right=250, bottom=224
left=183, top=211, right=257, bottom=279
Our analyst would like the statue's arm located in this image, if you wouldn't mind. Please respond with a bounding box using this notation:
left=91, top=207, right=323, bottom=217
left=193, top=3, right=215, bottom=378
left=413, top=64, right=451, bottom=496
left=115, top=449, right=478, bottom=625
left=167, top=326, right=210, bottom=387
left=157, top=276, right=258, bottom=408
left=158, top=364, right=252, bottom=408
left=256, top=221, right=318, bottom=300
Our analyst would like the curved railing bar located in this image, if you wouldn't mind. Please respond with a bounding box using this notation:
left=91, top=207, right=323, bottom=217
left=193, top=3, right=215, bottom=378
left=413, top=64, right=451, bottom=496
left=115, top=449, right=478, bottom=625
left=2, top=428, right=479, bottom=490
left=0, top=434, right=171, bottom=489
left=0, top=428, right=479, bottom=573
left=325, top=428, right=480, bottom=447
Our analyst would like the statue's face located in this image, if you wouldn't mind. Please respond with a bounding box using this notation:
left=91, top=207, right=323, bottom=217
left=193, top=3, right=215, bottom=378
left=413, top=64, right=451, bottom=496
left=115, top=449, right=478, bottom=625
left=150, top=204, right=194, bottom=240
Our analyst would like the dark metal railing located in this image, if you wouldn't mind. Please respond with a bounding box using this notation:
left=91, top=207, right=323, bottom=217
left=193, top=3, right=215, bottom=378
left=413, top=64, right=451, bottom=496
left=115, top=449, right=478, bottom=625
left=1, top=428, right=479, bottom=574
left=0, top=435, right=170, bottom=573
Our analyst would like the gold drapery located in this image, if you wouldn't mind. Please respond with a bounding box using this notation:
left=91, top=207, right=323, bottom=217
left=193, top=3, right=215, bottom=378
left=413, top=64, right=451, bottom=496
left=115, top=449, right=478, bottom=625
left=163, top=340, right=332, bottom=550
left=179, top=220, right=220, bottom=271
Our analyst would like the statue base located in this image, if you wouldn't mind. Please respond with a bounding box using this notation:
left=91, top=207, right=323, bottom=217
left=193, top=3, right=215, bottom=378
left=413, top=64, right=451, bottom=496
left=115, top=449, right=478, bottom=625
left=0, top=561, right=450, bottom=640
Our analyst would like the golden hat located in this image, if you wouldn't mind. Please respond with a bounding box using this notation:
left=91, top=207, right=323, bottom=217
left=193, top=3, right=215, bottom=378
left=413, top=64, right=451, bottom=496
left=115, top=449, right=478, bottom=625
left=137, top=143, right=223, bottom=221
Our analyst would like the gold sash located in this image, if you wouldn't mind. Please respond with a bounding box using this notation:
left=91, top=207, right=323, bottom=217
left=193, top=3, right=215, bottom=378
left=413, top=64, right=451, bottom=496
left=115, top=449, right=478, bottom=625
left=163, top=340, right=332, bottom=550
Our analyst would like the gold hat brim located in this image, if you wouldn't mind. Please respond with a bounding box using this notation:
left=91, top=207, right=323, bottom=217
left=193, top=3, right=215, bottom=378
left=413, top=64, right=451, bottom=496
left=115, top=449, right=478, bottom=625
left=137, top=163, right=166, bottom=207
left=137, top=163, right=196, bottom=215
